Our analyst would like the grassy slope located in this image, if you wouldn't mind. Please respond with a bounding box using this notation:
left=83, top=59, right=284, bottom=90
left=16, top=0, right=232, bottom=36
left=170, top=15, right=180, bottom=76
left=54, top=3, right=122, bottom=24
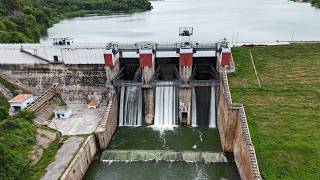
left=229, top=44, right=320, bottom=179
left=21, top=137, right=59, bottom=179
left=0, top=79, right=58, bottom=179
left=0, top=112, right=36, bottom=178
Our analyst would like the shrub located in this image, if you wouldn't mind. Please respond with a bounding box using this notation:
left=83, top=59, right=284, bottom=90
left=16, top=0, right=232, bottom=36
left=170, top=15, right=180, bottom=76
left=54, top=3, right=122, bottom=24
left=0, top=119, right=19, bottom=130
left=17, top=110, right=35, bottom=122
left=0, top=106, right=9, bottom=120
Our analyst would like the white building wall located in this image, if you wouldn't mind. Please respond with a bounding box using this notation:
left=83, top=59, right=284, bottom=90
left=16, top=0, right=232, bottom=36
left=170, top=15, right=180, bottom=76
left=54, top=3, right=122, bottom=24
left=55, top=109, right=72, bottom=119
left=9, top=96, right=34, bottom=111
left=62, top=48, right=105, bottom=64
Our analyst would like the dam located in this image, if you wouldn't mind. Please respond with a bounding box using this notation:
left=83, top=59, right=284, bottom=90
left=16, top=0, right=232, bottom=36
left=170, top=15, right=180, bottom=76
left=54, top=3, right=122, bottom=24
left=0, top=32, right=261, bottom=179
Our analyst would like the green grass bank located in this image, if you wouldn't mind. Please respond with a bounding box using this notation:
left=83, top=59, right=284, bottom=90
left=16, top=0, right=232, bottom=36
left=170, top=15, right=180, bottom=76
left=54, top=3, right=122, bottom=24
left=229, top=44, right=320, bottom=179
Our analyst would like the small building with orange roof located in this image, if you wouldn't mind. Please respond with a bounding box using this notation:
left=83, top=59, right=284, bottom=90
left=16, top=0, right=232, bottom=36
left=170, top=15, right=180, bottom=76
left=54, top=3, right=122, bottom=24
left=87, top=100, right=98, bottom=109
left=8, top=94, right=34, bottom=112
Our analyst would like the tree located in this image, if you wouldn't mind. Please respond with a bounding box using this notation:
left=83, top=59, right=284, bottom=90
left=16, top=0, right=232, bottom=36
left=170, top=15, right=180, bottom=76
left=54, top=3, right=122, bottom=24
left=17, top=109, right=35, bottom=122
left=2, top=0, right=21, bottom=11
left=0, top=106, right=8, bottom=120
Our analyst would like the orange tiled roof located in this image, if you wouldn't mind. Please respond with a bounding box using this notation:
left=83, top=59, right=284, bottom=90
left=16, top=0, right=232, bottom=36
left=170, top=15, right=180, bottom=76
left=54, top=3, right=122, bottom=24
left=8, top=94, right=33, bottom=103
left=88, top=100, right=97, bottom=107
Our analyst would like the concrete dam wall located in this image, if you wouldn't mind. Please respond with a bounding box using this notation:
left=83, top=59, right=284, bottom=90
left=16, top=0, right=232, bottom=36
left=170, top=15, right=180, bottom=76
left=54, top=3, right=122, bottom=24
left=0, top=42, right=261, bottom=179
left=0, top=64, right=108, bottom=103
left=217, top=70, right=262, bottom=180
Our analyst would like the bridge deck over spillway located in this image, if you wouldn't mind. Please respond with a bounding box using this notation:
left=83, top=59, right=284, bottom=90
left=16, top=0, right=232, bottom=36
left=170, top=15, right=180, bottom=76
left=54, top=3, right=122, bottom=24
left=0, top=41, right=222, bottom=64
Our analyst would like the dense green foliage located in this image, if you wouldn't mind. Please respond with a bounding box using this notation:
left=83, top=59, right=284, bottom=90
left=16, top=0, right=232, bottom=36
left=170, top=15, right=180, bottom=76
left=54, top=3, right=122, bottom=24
left=293, top=0, right=320, bottom=7
left=0, top=106, right=8, bottom=119
left=0, top=0, right=152, bottom=43
left=303, top=0, right=320, bottom=7
left=0, top=77, right=60, bottom=179
left=0, top=109, right=36, bottom=179
left=230, top=44, right=320, bottom=179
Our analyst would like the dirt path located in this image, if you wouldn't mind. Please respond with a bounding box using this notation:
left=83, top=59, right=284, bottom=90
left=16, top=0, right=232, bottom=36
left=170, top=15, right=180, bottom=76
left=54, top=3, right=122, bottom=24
left=30, top=128, right=57, bottom=165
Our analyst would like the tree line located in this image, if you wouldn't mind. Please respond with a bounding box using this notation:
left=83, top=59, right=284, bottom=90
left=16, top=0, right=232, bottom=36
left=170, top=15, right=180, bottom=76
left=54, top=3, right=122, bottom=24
left=0, top=0, right=152, bottom=43
left=293, top=0, right=320, bottom=8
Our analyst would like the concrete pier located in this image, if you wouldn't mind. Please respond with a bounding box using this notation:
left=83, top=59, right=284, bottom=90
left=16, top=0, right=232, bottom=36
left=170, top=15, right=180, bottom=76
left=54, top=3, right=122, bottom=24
left=143, top=88, right=155, bottom=125
left=139, top=45, right=155, bottom=84
left=178, top=88, right=192, bottom=125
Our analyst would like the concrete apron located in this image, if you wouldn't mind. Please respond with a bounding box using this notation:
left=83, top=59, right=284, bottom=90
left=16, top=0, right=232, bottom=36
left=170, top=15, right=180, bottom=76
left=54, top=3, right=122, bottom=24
left=101, top=150, right=228, bottom=163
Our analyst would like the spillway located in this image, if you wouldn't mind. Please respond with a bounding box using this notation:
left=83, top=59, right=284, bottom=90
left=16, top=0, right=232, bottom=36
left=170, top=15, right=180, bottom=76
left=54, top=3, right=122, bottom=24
left=191, top=86, right=216, bottom=127
left=191, top=87, right=197, bottom=127
left=154, top=81, right=177, bottom=128
left=209, top=87, right=216, bottom=128
left=118, top=86, right=143, bottom=126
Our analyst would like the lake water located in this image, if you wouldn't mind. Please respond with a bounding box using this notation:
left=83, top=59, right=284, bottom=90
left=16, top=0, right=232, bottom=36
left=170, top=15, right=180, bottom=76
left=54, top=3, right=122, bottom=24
left=40, top=0, right=320, bottom=43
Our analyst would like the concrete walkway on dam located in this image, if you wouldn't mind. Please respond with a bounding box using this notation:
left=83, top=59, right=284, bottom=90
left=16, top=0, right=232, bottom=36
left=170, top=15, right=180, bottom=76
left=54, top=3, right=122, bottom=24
left=42, top=136, right=84, bottom=180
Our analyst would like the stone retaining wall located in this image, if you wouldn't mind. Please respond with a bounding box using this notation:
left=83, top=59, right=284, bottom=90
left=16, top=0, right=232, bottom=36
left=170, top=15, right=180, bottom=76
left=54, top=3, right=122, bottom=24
left=95, top=94, right=118, bottom=150
left=217, top=70, right=262, bottom=180
left=0, top=64, right=108, bottom=103
left=60, top=135, right=97, bottom=180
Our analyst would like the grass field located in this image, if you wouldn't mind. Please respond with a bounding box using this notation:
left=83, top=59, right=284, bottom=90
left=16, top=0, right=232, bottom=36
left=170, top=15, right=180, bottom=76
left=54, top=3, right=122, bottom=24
left=229, top=44, right=320, bottom=179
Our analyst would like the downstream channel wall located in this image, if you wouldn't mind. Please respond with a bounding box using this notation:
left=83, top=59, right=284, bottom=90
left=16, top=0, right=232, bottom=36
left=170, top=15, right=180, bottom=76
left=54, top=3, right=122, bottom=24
left=217, top=70, right=262, bottom=180
left=60, top=135, right=97, bottom=180
left=95, top=94, right=118, bottom=150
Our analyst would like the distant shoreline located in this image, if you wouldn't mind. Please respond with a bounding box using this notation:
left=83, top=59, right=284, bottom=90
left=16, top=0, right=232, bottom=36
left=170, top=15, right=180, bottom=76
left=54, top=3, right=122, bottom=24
left=0, top=0, right=152, bottom=43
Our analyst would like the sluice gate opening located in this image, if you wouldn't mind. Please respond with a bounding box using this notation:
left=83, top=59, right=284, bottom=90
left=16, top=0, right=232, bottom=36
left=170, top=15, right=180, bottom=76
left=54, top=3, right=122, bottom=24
left=110, top=43, right=221, bottom=128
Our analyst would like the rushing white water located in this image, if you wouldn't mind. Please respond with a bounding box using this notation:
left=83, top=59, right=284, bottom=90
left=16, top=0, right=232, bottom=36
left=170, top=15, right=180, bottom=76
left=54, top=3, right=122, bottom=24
left=119, top=86, right=143, bottom=126
left=191, top=86, right=216, bottom=127
left=154, top=81, right=177, bottom=128
left=191, top=87, right=197, bottom=127
left=209, top=87, right=216, bottom=128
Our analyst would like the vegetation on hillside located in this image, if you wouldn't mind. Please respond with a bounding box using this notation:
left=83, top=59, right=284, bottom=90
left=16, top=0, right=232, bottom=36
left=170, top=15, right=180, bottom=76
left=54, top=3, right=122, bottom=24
left=21, top=134, right=59, bottom=179
left=293, top=0, right=320, bottom=7
left=0, top=0, right=152, bottom=43
left=0, top=109, right=36, bottom=179
left=230, top=44, right=320, bottom=179
left=0, top=77, right=59, bottom=179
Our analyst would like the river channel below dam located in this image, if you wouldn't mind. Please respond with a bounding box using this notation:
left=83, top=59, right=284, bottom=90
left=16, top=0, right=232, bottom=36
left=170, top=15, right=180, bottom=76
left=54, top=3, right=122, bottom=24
left=84, top=127, right=240, bottom=180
